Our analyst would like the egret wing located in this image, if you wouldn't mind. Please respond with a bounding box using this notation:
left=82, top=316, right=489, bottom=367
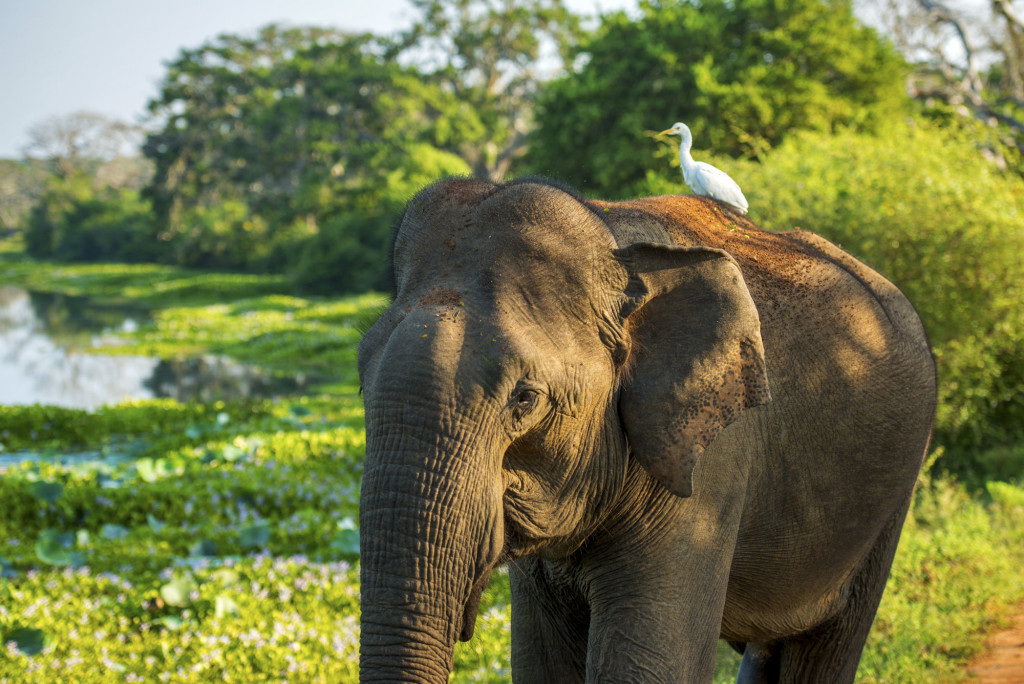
left=692, top=161, right=748, bottom=213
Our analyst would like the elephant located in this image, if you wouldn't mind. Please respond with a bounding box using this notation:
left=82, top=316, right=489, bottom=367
left=356, top=177, right=937, bottom=683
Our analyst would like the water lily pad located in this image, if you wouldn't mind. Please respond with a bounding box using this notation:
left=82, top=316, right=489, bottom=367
left=5, top=627, right=47, bottom=655
left=152, top=615, right=183, bottom=631
left=238, top=521, right=271, bottom=548
left=146, top=514, right=165, bottom=533
left=35, top=529, right=83, bottom=567
left=135, top=457, right=158, bottom=483
left=215, top=593, right=240, bottom=618
left=160, top=577, right=198, bottom=607
left=100, top=523, right=131, bottom=540
left=27, top=480, right=64, bottom=503
left=220, top=443, right=246, bottom=462
left=189, top=539, right=218, bottom=557
left=211, top=568, right=239, bottom=586
left=331, top=516, right=360, bottom=558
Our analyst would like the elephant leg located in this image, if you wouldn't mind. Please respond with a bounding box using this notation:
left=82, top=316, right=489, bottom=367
left=736, top=642, right=781, bottom=683
left=509, top=557, right=589, bottom=683
left=775, top=491, right=914, bottom=683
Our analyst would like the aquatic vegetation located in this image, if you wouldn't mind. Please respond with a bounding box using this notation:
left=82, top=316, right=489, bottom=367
left=1, top=260, right=1023, bottom=682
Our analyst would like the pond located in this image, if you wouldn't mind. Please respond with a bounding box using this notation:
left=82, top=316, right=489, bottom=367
left=0, top=286, right=311, bottom=410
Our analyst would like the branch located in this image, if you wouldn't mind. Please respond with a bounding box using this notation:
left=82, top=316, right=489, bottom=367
left=992, top=0, right=1024, bottom=32
left=910, top=82, right=1024, bottom=146
left=915, top=0, right=984, bottom=93
left=995, top=93, right=1024, bottom=110
left=491, top=129, right=529, bottom=181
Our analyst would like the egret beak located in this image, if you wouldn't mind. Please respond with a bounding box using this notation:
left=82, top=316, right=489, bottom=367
left=659, top=128, right=675, bottom=136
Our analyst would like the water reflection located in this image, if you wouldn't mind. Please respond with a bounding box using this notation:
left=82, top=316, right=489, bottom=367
left=0, top=286, right=310, bottom=409
left=144, top=356, right=310, bottom=405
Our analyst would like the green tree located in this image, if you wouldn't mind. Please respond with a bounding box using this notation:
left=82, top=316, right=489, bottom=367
left=22, top=111, right=142, bottom=180
left=143, top=25, right=477, bottom=273
left=0, top=159, right=49, bottom=232
left=7, top=112, right=151, bottom=239
left=396, top=0, right=582, bottom=180
left=24, top=173, right=160, bottom=263
left=143, top=25, right=345, bottom=242
left=526, top=0, right=907, bottom=196
left=291, top=143, right=471, bottom=294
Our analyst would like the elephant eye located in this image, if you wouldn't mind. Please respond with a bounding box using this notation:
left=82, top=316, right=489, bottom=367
left=506, top=386, right=544, bottom=435
left=516, top=389, right=537, bottom=409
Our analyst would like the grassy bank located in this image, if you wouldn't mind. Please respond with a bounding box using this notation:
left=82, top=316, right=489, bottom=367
left=1, top=258, right=1023, bottom=682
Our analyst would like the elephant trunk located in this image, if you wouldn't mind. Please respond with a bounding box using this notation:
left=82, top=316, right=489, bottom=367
left=358, top=425, right=503, bottom=682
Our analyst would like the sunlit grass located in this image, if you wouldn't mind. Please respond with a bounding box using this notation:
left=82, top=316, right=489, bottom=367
left=0, top=258, right=291, bottom=306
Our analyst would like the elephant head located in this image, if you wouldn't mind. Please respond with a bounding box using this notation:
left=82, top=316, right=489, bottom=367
left=356, top=178, right=770, bottom=681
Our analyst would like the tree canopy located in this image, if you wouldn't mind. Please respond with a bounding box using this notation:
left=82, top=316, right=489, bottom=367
left=526, top=0, right=908, bottom=196
left=142, top=25, right=473, bottom=271
left=395, top=0, right=581, bottom=180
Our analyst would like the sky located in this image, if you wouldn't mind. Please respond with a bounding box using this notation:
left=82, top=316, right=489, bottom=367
left=0, top=0, right=633, bottom=159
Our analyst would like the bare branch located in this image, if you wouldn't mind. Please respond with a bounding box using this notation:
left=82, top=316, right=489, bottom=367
left=992, top=0, right=1024, bottom=31
left=915, top=0, right=984, bottom=93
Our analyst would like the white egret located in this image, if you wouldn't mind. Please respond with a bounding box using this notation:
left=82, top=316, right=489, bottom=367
left=659, top=122, right=748, bottom=215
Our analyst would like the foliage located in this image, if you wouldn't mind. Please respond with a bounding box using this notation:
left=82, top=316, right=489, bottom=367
left=0, top=400, right=272, bottom=454
left=0, top=158, right=49, bottom=232
left=291, top=211, right=396, bottom=295
left=289, top=143, right=469, bottom=295
left=526, top=0, right=907, bottom=196
left=857, top=474, right=1024, bottom=681
left=142, top=25, right=473, bottom=280
left=23, top=173, right=162, bottom=263
left=0, top=258, right=290, bottom=307
left=395, top=0, right=582, bottom=180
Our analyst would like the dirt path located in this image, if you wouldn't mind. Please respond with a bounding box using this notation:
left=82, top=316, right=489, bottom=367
left=967, top=608, right=1024, bottom=683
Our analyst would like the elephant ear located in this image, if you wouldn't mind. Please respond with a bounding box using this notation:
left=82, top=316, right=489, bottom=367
left=614, top=242, right=771, bottom=498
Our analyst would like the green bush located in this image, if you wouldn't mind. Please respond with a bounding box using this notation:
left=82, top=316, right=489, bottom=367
left=291, top=211, right=394, bottom=295
left=857, top=476, right=1024, bottom=681
left=24, top=174, right=162, bottom=263
left=165, top=201, right=315, bottom=272
left=290, top=142, right=472, bottom=295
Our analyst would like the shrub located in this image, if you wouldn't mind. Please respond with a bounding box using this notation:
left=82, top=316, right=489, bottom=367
left=25, top=174, right=162, bottom=263
left=290, top=212, right=394, bottom=295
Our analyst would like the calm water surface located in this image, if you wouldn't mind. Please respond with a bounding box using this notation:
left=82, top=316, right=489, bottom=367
left=0, top=285, right=309, bottom=409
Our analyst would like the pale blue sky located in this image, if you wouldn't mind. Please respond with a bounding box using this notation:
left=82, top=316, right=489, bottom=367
left=0, top=0, right=632, bottom=158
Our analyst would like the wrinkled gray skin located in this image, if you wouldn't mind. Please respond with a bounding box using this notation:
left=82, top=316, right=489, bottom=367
left=357, top=178, right=936, bottom=683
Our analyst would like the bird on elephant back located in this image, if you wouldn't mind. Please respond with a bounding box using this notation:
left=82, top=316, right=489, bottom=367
left=356, top=176, right=937, bottom=683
